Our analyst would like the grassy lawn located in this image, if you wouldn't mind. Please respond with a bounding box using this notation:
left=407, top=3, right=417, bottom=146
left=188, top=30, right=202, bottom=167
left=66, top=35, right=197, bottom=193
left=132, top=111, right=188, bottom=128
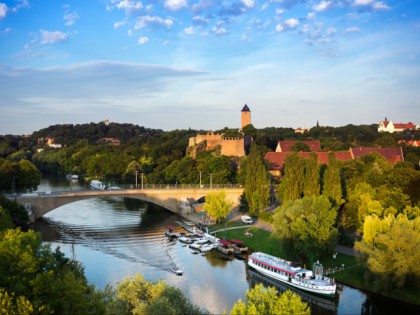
left=208, top=223, right=420, bottom=306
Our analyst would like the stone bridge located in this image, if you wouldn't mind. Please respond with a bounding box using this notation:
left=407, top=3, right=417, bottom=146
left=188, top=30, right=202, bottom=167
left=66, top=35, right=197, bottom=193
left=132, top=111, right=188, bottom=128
left=12, top=187, right=244, bottom=221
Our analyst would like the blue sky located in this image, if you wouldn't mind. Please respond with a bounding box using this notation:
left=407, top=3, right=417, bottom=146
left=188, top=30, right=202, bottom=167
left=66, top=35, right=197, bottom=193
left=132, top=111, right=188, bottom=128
left=0, top=0, right=419, bottom=135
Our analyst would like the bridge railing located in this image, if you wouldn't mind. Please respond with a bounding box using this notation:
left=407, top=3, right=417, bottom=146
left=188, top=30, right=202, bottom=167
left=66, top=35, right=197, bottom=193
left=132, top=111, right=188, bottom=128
left=5, top=184, right=244, bottom=198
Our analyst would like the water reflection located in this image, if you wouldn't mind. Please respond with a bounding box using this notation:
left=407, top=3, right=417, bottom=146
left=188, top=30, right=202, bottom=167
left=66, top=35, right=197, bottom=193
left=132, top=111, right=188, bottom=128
left=33, top=197, right=250, bottom=314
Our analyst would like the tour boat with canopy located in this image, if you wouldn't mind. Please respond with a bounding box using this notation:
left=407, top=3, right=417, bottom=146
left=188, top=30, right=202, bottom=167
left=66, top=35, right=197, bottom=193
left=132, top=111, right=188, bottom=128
left=248, top=252, right=336, bottom=297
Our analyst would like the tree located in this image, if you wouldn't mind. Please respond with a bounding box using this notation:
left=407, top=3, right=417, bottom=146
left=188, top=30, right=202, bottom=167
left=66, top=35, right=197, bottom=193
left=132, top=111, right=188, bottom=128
left=111, top=273, right=208, bottom=315
left=277, top=153, right=305, bottom=203
left=273, top=196, right=338, bottom=262
left=291, top=142, right=311, bottom=152
left=354, top=214, right=420, bottom=289
left=0, top=289, right=34, bottom=315
left=227, top=284, right=310, bottom=315
left=322, top=153, right=342, bottom=207
left=0, top=228, right=106, bottom=314
left=0, top=206, right=13, bottom=231
left=244, top=143, right=270, bottom=213
left=204, top=190, right=234, bottom=223
left=303, top=153, right=320, bottom=198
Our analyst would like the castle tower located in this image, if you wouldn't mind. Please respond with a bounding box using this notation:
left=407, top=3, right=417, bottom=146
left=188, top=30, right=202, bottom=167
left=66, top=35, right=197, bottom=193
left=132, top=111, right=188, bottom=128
left=241, top=104, right=251, bottom=129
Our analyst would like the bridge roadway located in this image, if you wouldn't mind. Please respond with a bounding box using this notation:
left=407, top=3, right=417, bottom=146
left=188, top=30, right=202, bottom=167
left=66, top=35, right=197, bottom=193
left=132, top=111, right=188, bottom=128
left=10, top=186, right=244, bottom=221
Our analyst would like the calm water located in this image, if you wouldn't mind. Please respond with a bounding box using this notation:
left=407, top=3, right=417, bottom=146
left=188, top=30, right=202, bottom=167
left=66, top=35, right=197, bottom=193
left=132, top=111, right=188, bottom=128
left=32, top=178, right=419, bottom=314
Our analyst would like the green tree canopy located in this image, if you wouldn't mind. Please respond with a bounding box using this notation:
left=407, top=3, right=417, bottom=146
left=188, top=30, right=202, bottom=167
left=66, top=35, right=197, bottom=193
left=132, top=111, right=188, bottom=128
left=355, top=214, right=420, bottom=289
left=0, top=228, right=106, bottom=314
left=277, top=153, right=305, bottom=203
left=227, top=284, right=310, bottom=315
left=303, top=153, right=321, bottom=198
left=291, top=142, right=311, bottom=152
left=322, top=153, right=343, bottom=207
left=244, top=143, right=270, bottom=213
left=273, top=195, right=339, bottom=262
left=204, top=190, right=234, bottom=223
left=111, top=273, right=208, bottom=315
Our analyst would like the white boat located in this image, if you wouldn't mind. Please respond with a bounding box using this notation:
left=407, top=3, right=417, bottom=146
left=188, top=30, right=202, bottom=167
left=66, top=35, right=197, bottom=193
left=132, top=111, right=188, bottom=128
left=248, top=252, right=336, bottom=297
left=189, top=242, right=202, bottom=250
left=178, top=236, right=194, bottom=244
left=90, top=180, right=106, bottom=190
left=199, top=243, right=216, bottom=252
left=66, top=174, right=79, bottom=180
left=170, top=267, right=183, bottom=276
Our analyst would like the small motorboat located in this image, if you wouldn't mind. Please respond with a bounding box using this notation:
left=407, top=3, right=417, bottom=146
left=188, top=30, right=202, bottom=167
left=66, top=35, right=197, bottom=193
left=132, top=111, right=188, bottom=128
left=179, top=236, right=194, bottom=244
left=170, top=267, right=183, bottom=276
left=199, top=243, right=216, bottom=252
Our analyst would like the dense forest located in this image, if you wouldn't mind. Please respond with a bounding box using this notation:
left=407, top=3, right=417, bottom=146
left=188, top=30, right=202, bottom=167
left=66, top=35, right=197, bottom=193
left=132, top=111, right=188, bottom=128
left=1, top=122, right=420, bottom=194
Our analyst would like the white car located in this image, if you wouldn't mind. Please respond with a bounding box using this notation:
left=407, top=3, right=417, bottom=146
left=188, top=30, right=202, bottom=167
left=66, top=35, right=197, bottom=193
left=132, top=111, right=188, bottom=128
left=241, top=215, right=253, bottom=224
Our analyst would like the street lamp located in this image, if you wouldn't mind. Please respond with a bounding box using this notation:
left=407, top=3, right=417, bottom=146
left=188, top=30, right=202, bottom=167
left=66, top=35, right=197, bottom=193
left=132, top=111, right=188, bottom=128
left=199, top=171, right=202, bottom=188
left=141, top=173, right=144, bottom=190
left=134, top=171, right=139, bottom=189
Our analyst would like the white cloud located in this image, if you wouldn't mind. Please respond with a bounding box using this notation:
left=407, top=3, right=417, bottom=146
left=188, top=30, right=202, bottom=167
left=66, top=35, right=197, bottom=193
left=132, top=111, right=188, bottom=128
left=63, top=12, right=79, bottom=26
left=285, top=18, right=299, bottom=28
left=372, top=2, right=390, bottom=10
left=345, top=26, right=361, bottom=33
left=354, top=0, right=373, bottom=5
left=114, top=21, right=126, bottom=29
left=211, top=26, right=227, bottom=35
left=116, top=0, right=142, bottom=13
left=275, top=24, right=284, bottom=32
left=312, top=1, right=331, bottom=12
left=242, top=0, right=255, bottom=8
left=275, top=8, right=284, bottom=15
left=40, top=30, right=69, bottom=44
left=192, top=16, right=210, bottom=26
left=184, top=26, right=194, bottom=35
left=307, top=12, right=316, bottom=20
left=164, top=0, right=188, bottom=11
left=138, top=36, right=149, bottom=44
left=135, top=15, right=174, bottom=29
left=0, top=3, right=8, bottom=19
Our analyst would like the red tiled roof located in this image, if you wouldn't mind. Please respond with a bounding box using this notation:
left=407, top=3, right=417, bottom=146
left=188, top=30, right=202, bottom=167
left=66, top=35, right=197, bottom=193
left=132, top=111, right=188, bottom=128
left=393, top=122, right=417, bottom=130
left=350, top=147, right=404, bottom=164
left=264, top=151, right=353, bottom=170
left=381, top=120, right=390, bottom=127
left=276, top=141, right=321, bottom=152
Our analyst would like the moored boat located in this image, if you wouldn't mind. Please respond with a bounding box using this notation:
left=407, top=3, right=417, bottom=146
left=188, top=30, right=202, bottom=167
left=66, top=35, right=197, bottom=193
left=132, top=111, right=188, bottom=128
left=90, top=180, right=106, bottom=190
left=230, top=239, right=248, bottom=254
left=216, top=239, right=235, bottom=255
left=164, top=226, right=179, bottom=238
left=248, top=252, right=336, bottom=297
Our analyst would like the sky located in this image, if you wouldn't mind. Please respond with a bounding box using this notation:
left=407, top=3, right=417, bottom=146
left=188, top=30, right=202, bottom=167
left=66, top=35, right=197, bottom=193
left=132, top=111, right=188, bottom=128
left=0, top=0, right=419, bottom=135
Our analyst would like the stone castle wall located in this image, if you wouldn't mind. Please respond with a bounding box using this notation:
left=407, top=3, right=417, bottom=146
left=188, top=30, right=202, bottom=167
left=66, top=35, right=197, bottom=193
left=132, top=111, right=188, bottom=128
left=188, top=132, right=245, bottom=157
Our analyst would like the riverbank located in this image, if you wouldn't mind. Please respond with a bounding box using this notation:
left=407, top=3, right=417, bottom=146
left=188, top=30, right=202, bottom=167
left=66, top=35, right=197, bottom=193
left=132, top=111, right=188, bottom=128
left=179, top=209, right=420, bottom=307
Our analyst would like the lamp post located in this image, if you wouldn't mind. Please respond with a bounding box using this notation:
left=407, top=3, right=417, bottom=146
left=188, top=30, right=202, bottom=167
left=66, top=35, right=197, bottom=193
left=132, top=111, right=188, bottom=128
left=199, top=171, right=202, bottom=188
left=141, top=173, right=144, bottom=190
left=134, top=171, right=139, bottom=189
left=210, top=173, right=213, bottom=189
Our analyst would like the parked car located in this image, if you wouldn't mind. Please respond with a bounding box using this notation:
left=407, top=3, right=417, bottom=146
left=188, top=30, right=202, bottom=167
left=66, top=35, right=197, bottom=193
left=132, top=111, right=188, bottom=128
left=241, top=215, right=253, bottom=224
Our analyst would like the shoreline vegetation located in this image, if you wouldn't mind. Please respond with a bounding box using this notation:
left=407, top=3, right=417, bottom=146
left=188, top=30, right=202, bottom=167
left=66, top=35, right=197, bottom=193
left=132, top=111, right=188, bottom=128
left=204, top=218, right=420, bottom=307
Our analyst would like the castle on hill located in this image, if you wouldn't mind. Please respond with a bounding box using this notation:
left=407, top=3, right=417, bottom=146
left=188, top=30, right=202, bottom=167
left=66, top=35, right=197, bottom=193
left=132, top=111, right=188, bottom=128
left=187, top=105, right=251, bottom=157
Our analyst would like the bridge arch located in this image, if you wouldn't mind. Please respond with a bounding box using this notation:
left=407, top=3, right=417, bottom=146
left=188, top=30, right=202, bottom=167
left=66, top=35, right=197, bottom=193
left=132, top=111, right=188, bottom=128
left=13, top=188, right=244, bottom=221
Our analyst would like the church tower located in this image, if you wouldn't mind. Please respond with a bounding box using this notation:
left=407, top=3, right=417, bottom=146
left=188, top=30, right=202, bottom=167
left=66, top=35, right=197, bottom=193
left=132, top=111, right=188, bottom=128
left=241, top=104, right=251, bottom=129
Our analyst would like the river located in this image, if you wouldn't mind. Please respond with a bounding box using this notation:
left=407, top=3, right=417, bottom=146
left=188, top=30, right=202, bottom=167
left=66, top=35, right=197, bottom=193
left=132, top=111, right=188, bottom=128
left=32, top=178, right=418, bottom=315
